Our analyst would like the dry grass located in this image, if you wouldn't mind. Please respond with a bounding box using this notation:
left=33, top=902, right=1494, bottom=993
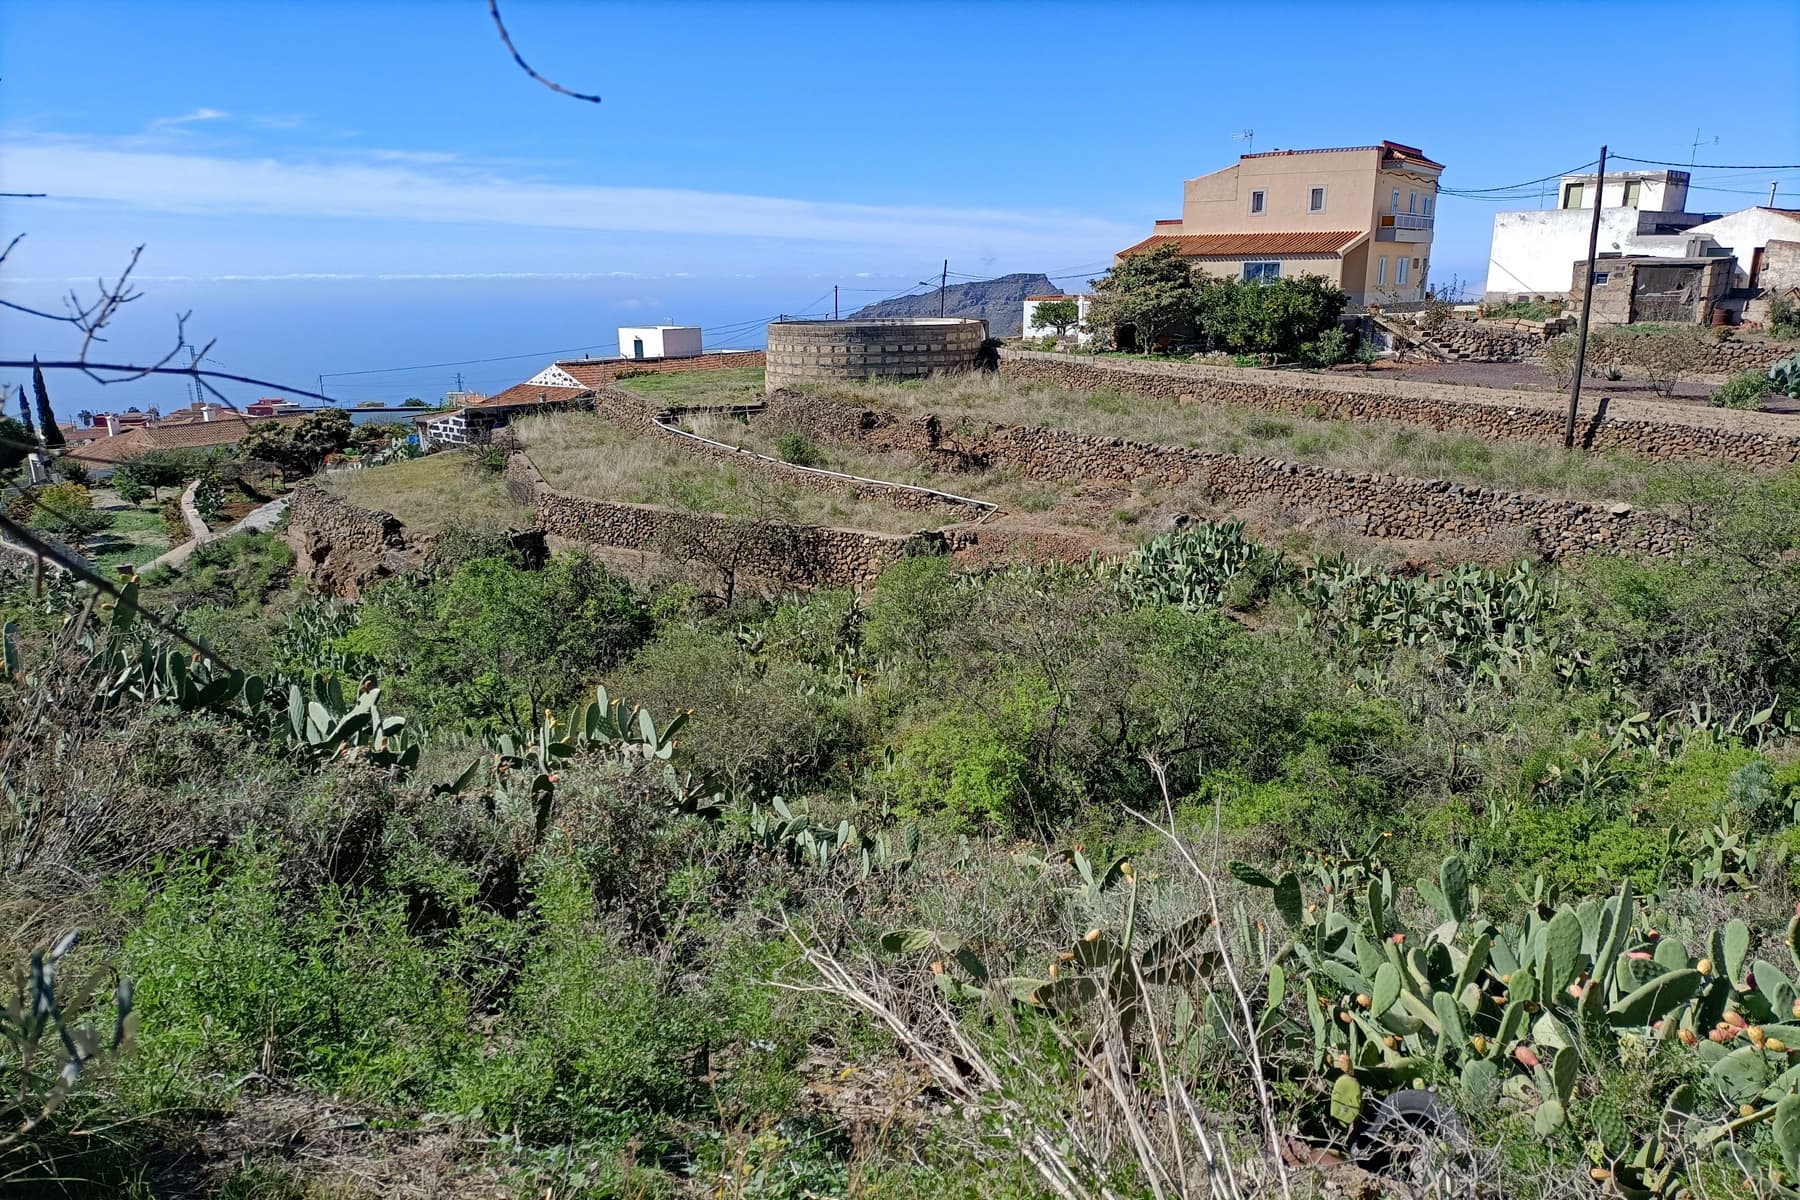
left=321, top=453, right=531, bottom=533
left=819, top=373, right=1699, bottom=504
left=614, top=365, right=766, bottom=408
left=643, top=368, right=1709, bottom=506
left=510, top=412, right=951, bottom=534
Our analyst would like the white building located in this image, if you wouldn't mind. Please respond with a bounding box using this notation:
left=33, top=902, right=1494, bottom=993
left=618, top=325, right=702, bottom=360
left=1021, top=293, right=1093, bottom=344
left=1484, top=169, right=1713, bottom=300
left=1684, top=207, right=1800, bottom=291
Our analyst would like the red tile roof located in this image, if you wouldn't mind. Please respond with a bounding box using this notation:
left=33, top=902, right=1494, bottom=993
left=470, top=383, right=587, bottom=411
left=1117, top=230, right=1366, bottom=259
left=65, top=412, right=306, bottom=465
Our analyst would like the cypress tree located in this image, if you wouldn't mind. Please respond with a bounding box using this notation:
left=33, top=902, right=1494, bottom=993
left=33, top=361, right=63, bottom=448
left=16, top=386, right=36, bottom=440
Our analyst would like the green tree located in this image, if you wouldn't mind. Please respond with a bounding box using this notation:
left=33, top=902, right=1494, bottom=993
left=242, top=409, right=353, bottom=478
left=1087, top=245, right=1199, bottom=353
left=0, top=415, right=30, bottom=482
left=15, top=387, right=37, bottom=441
left=32, top=361, right=63, bottom=449
left=115, top=449, right=198, bottom=500
left=193, top=474, right=226, bottom=524
left=1030, top=298, right=1079, bottom=339
left=27, top=481, right=114, bottom=550
left=401, top=397, right=429, bottom=408
left=1193, top=274, right=1348, bottom=360
left=113, top=471, right=151, bottom=506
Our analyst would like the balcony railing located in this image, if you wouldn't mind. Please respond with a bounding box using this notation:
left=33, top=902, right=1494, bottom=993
left=1381, top=213, right=1434, bottom=231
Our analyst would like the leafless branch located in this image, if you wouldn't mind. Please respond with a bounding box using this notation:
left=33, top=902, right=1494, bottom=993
left=0, top=360, right=333, bottom=404
left=488, top=0, right=602, bottom=104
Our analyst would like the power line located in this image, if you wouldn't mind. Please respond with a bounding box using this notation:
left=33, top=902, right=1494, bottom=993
left=1439, top=160, right=1599, bottom=196
left=1615, top=155, right=1800, bottom=170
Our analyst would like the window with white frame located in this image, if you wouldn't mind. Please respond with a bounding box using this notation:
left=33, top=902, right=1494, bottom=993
left=1397, top=257, right=1410, bottom=285
left=1377, top=256, right=1388, bottom=288
left=1243, top=261, right=1281, bottom=282
left=1308, top=185, right=1326, bottom=213
left=1423, top=193, right=1434, bottom=217
left=1391, top=189, right=1400, bottom=213
left=1408, top=190, right=1418, bottom=214
left=1249, top=189, right=1266, bottom=215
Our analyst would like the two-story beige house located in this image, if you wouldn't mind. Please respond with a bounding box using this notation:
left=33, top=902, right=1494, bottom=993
left=1116, top=141, right=1443, bottom=305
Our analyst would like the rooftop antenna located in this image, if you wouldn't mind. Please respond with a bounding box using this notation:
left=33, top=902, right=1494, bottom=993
left=1231, top=129, right=1255, bottom=155
left=1689, top=128, right=1717, bottom=167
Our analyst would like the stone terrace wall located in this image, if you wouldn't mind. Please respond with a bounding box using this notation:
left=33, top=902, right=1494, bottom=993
left=771, top=392, right=1690, bottom=560
left=506, top=452, right=931, bottom=588
left=584, top=384, right=990, bottom=522
left=1000, top=350, right=1800, bottom=467
left=766, top=318, right=988, bottom=391
left=287, top=481, right=429, bottom=599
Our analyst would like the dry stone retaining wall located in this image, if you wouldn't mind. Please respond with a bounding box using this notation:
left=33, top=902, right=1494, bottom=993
left=1000, top=350, right=1800, bottom=467
left=506, top=453, right=932, bottom=588
left=770, top=391, right=1690, bottom=560
left=287, top=482, right=429, bottom=599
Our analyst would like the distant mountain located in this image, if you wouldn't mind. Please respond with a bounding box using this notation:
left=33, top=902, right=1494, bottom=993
left=848, top=272, right=1058, bottom=336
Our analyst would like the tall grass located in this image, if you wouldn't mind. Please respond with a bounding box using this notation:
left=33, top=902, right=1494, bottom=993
left=512, top=412, right=951, bottom=533
left=321, top=453, right=531, bottom=533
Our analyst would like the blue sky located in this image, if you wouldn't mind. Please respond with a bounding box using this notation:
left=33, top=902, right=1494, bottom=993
left=3, top=0, right=1797, bottom=413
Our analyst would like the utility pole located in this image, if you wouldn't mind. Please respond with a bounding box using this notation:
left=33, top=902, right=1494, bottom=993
left=833, top=285, right=839, bottom=320
left=1773, top=181, right=1781, bottom=207
left=939, top=261, right=948, bottom=318
left=454, top=371, right=465, bottom=392
left=1565, top=145, right=1607, bottom=450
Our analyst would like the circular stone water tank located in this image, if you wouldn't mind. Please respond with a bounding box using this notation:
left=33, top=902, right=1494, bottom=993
left=764, top=317, right=989, bottom=391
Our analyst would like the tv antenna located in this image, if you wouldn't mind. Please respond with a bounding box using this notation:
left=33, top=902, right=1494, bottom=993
left=1689, top=128, right=1717, bottom=166
left=1231, top=129, right=1255, bottom=155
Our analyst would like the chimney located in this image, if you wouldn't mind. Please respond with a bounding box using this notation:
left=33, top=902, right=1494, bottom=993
left=201, top=404, right=212, bottom=422
left=104, top=414, right=119, bottom=436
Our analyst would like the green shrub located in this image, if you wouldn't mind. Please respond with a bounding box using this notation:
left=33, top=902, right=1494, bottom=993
left=1708, top=369, right=1771, bottom=410
left=1769, top=295, right=1800, bottom=340
left=773, top=430, right=824, bottom=468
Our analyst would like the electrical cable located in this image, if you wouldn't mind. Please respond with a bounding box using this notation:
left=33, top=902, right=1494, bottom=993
left=1614, top=155, right=1800, bottom=171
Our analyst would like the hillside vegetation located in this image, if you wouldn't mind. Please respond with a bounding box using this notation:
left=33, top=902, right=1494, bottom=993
left=6, top=454, right=1800, bottom=1197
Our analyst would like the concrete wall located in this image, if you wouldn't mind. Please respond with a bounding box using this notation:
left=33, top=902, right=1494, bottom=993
left=764, top=318, right=988, bottom=391
left=619, top=325, right=703, bottom=359
left=1686, top=210, right=1800, bottom=289
left=1574, top=257, right=1732, bottom=326
left=1022, top=295, right=1093, bottom=344
left=1485, top=207, right=1707, bottom=298
left=996, top=350, right=1800, bottom=467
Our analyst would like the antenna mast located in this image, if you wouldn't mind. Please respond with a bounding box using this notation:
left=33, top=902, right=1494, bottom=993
left=1232, top=129, right=1255, bottom=155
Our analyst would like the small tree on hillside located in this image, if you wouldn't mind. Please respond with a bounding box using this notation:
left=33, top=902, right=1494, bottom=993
left=116, top=449, right=198, bottom=500
left=1088, top=245, right=1199, bottom=353
left=32, top=362, right=63, bottom=449
left=0, top=416, right=31, bottom=484
left=1195, top=274, right=1348, bottom=361
left=15, top=388, right=37, bottom=442
left=1031, top=299, right=1079, bottom=339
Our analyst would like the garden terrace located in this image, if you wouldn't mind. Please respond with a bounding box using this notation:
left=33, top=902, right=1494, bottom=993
left=320, top=451, right=531, bottom=534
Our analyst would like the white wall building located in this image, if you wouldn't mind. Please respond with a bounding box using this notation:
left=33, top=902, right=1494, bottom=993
left=1684, top=207, right=1800, bottom=290
left=1021, top=293, right=1093, bottom=344
left=1484, top=169, right=1713, bottom=299
left=618, top=325, right=702, bottom=360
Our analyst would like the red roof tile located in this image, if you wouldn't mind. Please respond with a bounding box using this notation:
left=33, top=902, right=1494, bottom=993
left=65, top=412, right=307, bottom=465
left=471, top=383, right=587, bottom=411
left=1117, top=230, right=1366, bottom=259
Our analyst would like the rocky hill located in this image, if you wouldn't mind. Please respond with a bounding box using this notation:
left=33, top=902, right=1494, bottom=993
left=848, top=272, right=1057, bottom=336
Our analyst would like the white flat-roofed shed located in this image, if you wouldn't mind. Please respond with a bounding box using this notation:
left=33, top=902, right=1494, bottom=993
left=618, top=325, right=703, bottom=359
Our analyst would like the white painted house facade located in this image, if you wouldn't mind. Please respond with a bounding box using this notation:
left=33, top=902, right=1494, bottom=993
left=1484, top=169, right=1713, bottom=299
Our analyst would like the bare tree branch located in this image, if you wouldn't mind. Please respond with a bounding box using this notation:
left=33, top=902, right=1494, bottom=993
left=0, top=361, right=335, bottom=404
left=488, top=0, right=602, bottom=104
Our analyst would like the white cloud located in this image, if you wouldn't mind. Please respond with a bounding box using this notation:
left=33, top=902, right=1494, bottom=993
left=1, top=133, right=1133, bottom=260
left=147, top=108, right=230, bottom=130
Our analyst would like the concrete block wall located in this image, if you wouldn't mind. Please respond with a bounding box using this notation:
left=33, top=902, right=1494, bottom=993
left=765, top=318, right=988, bottom=390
